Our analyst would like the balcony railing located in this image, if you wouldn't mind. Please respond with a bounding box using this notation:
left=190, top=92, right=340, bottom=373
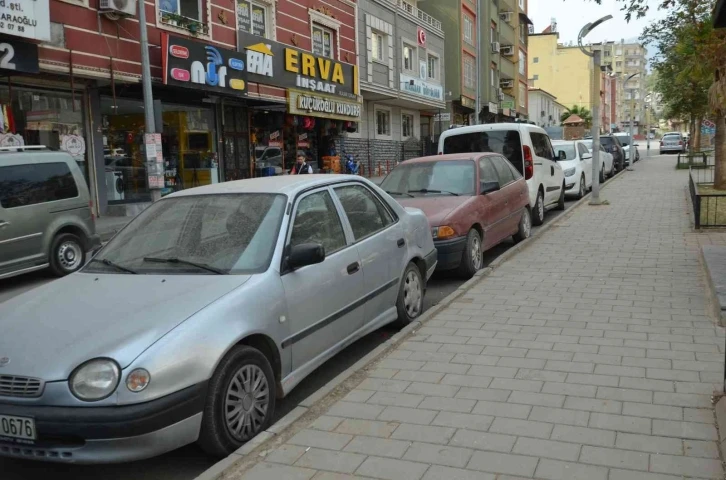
left=394, top=0, right=443, bottom=33
left=159, top=10, right=209, bottom=36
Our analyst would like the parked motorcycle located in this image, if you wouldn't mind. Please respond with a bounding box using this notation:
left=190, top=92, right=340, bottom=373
left=344, top=153, right=360, bottom=175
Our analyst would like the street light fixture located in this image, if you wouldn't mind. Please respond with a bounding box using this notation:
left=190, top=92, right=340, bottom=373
left=578, top=15, right=613, bottom=206
left=624, top=72, right=640, bottom=170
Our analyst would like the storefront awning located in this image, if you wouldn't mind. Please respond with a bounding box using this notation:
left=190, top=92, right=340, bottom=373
left=715, top=0, right=726, bottom=28
left=519, top=12, right=534, bottom=26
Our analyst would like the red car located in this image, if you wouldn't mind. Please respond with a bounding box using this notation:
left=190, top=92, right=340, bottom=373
left=380, top=153, right=531, bottom=278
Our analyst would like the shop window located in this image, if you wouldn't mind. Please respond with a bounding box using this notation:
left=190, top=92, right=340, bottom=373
left=312, top=24, right=334, bottom=59
left=427, top=54, right=438, bottom=81
left=238, top=0, right=270, bottom=38
left=376, top=109, right=390, bottom=136
left=0, top=88, right=89, bottom=188
left=463, top=55, right=475, bottom=89
left=291, top=191, right=347, bottom=254
left=402, top=113, right=414, bottom=138
left=371, top=31, right=384, bottom=62
left=0, top=163, right=78, bottom=209
left=403, top=43, right=416, bottom=72
left=101, top=97, right=217, bottom=203
left=334, top=185, right=394, bottom=240
left=161, top=0, right=201, bottom=21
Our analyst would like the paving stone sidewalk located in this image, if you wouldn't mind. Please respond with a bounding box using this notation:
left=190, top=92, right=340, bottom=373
left=233, top=158, right=726, bottom=479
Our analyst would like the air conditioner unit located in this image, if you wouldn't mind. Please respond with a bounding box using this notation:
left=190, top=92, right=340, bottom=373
left=501, top=45, right=514, bottom=56
left=499, top=11, right=513, bottom=22
left=500, top=79, right=514, bottom=89
left=491, top=42, right=501, bottom=54
left=100, top=0, right=137, bottom=19
left=498, top=88, right=504, bottom=100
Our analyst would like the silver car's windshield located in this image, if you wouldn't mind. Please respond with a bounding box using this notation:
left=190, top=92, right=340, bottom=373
left=85, top=193, right=287, bottom=275
left=381, top=160, right=476, bottom=196
left=615, top=135, right=631, bottom=146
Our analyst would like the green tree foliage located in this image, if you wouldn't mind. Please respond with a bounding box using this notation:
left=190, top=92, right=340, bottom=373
left=560, top=105, right=593, bottom=127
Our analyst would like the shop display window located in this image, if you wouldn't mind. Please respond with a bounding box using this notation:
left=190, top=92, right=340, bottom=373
left=0, top=87, right=89, bottom=186
left=101, top=97, right=217, bottom=203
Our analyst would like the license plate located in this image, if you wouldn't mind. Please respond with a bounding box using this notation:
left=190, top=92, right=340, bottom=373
left=0, top=414, right=36, bottom=441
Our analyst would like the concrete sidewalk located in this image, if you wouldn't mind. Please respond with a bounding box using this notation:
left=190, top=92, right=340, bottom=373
left=223, top=158, right=726, bottom=480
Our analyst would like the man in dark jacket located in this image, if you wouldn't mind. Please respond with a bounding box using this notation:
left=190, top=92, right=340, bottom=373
left=289, top=154, right=313, bottom=174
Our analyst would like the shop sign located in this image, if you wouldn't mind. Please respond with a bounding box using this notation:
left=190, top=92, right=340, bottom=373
left=144, top=133, right=164, bottom=189
left=237, top=0, right=266, bottom=37
left=0, top=0, right=50, bottom=41
left=287, top=88, right=361, bottom=121
left=238, top=31, right=360, bottom=102
left=702, top=119, right=716, bottom=135
left=501, top=100, right=515, bottom=110
left=0, top=38, right=38, bottom=73
left=488, top=102, right=498, bottom=113
left=400, top=74, right=443, bottom=102
left=503, top=108, right=511, bottom=117
left=417, top=27, right=427, bottom=47
left=161, top=34, right=247, bottom=94
left=460, top=96, right=476, bottom=109
left=433, top=113, right=450, bottom=122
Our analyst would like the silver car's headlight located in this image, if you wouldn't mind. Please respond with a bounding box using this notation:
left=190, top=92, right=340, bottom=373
left=564, top=167, right=576, bottom=177
left=69, top=358, right=121, bottom=401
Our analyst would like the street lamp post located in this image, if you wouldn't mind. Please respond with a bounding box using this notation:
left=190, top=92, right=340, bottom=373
left=578, top=15, right=612, bottom=206
left=137, top=0, right=160, bottom=201
left=624, top=73, right=639, bottom=170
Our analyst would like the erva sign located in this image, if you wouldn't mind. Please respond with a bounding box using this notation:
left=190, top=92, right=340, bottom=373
left=161, top=34, right=247, bottom=94
left=238, top=31, right=360, bottom=102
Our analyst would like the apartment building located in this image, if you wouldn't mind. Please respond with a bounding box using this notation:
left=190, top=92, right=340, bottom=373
left=528, top=87, right=565, bottom=128
left=349, top=0, right=446, bottom=168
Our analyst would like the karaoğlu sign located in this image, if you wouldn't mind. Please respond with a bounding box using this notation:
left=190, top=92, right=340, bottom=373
left=161, top=34, right=247, bottom=94
left=238, top=31, right=360, bottom=102
left=287, top=89, right=361, bottom=121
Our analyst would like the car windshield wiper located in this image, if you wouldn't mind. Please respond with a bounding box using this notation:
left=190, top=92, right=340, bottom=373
left=385, top=190, right=414, bottom=198
left=143, top=257, right=226, bottom=274
left=408, top=189, right=460, bottom=196
left=89, top=258, right=137, bottom=274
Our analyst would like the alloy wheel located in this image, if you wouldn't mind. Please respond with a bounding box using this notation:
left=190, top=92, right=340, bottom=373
left=403, top=270, right=422, bottom=318
left=471, top=235, right=482, bottom=270
left=57, top=241, right=82, bottom=272
left=224, top=364, right=270, bottom=442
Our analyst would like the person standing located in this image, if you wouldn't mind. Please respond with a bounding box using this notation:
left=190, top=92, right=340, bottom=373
left=289, top=154, right=313, bottom=174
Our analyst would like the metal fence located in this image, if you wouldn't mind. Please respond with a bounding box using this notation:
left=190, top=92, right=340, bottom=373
left=689, top=166, right=726, bottom=229
left=677, top=151, right=713, bottom=169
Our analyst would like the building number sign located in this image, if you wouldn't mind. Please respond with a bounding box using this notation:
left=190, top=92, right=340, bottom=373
left=0, top=39, right=39, bottom=74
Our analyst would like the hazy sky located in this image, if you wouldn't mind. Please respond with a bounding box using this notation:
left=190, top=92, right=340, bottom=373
left=528, top=0, right=669, bottom=45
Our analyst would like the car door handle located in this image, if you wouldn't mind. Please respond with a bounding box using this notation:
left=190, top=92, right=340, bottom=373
left=551, top=166, right=555, bottom=176
left=397, top=238, right=405, bottom=248
left=347, top=262, right=360, bottom=275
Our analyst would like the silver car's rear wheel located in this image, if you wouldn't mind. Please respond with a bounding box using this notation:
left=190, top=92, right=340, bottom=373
left=198, top=346, right=276, bottom=457
left=224, top=364, right=270, bottom=442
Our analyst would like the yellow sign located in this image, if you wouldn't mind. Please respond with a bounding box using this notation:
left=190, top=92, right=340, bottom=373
left=288, top=89, right=361, bottom=121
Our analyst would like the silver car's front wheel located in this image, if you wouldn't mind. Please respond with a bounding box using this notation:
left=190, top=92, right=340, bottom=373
left=198, top=346, right=276, bottom=457
left=224, top=364, right=270, bottom=442
left=396, top=262, right=424, bottom=326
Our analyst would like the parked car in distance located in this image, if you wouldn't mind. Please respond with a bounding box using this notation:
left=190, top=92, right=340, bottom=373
left=381, top=153, right=531, bottom=279
left=552, top=140, right=593, bottom=199
left=600, top=134, right=626, bottom=171
left=438, top=123, right=565, bottom=227
left=0, top=146, right=100, bottom=280
left=660, top=132, right=687, bottom=154
left=614, top=132, right=640, bottom=165
left=0, top=175, right=436, bottom=463
left=580, top=138, right=615, bottom=179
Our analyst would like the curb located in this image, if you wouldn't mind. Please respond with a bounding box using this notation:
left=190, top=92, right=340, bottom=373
left=700, top=246, right=726, bottom=327
left=193, top=169, right=626, bottom=480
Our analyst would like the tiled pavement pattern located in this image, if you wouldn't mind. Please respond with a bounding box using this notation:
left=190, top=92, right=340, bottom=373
left=238, top=158, right=726, bottom=479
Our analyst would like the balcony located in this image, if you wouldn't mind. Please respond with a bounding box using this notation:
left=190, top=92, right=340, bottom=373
left=499, top=19, right=516, bottom=45
left=394, top=0, right=443, bottom=33
left=159, top=10, right=209, bottom=36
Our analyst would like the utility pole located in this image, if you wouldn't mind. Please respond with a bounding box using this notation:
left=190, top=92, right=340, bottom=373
left=137, top=0, right=160, bottom=201
left=625, top=73, right=639, bottom=171
left=578, top=15, right=612, bottom=206
left=475, top=0, right=481, bottom=124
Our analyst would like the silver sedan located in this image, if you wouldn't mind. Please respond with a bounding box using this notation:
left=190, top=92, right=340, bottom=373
left=0, top=175, right=437, bottom=463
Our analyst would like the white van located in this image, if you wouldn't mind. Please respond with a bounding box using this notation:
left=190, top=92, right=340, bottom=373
left=438, top=123, right=566, bottom=225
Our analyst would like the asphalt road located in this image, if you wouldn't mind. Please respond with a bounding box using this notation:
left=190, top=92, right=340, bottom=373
left=0, top=189, right=587, bottom=480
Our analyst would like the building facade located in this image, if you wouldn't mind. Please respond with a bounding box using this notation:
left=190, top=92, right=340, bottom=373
left=596, top=40, right=647, bottom=133
left=528, top=32, right=595, bottom=114
left=350, top=0, right=445, bottom=173
left=10, top=0, right=360, bottom=217
left=527, top=87, right=565, bottom=128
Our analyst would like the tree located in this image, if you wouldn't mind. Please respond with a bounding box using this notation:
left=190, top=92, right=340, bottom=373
left=585, top=0, right=726, bottom=189
left=561, top=105, right=593, bottom=127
